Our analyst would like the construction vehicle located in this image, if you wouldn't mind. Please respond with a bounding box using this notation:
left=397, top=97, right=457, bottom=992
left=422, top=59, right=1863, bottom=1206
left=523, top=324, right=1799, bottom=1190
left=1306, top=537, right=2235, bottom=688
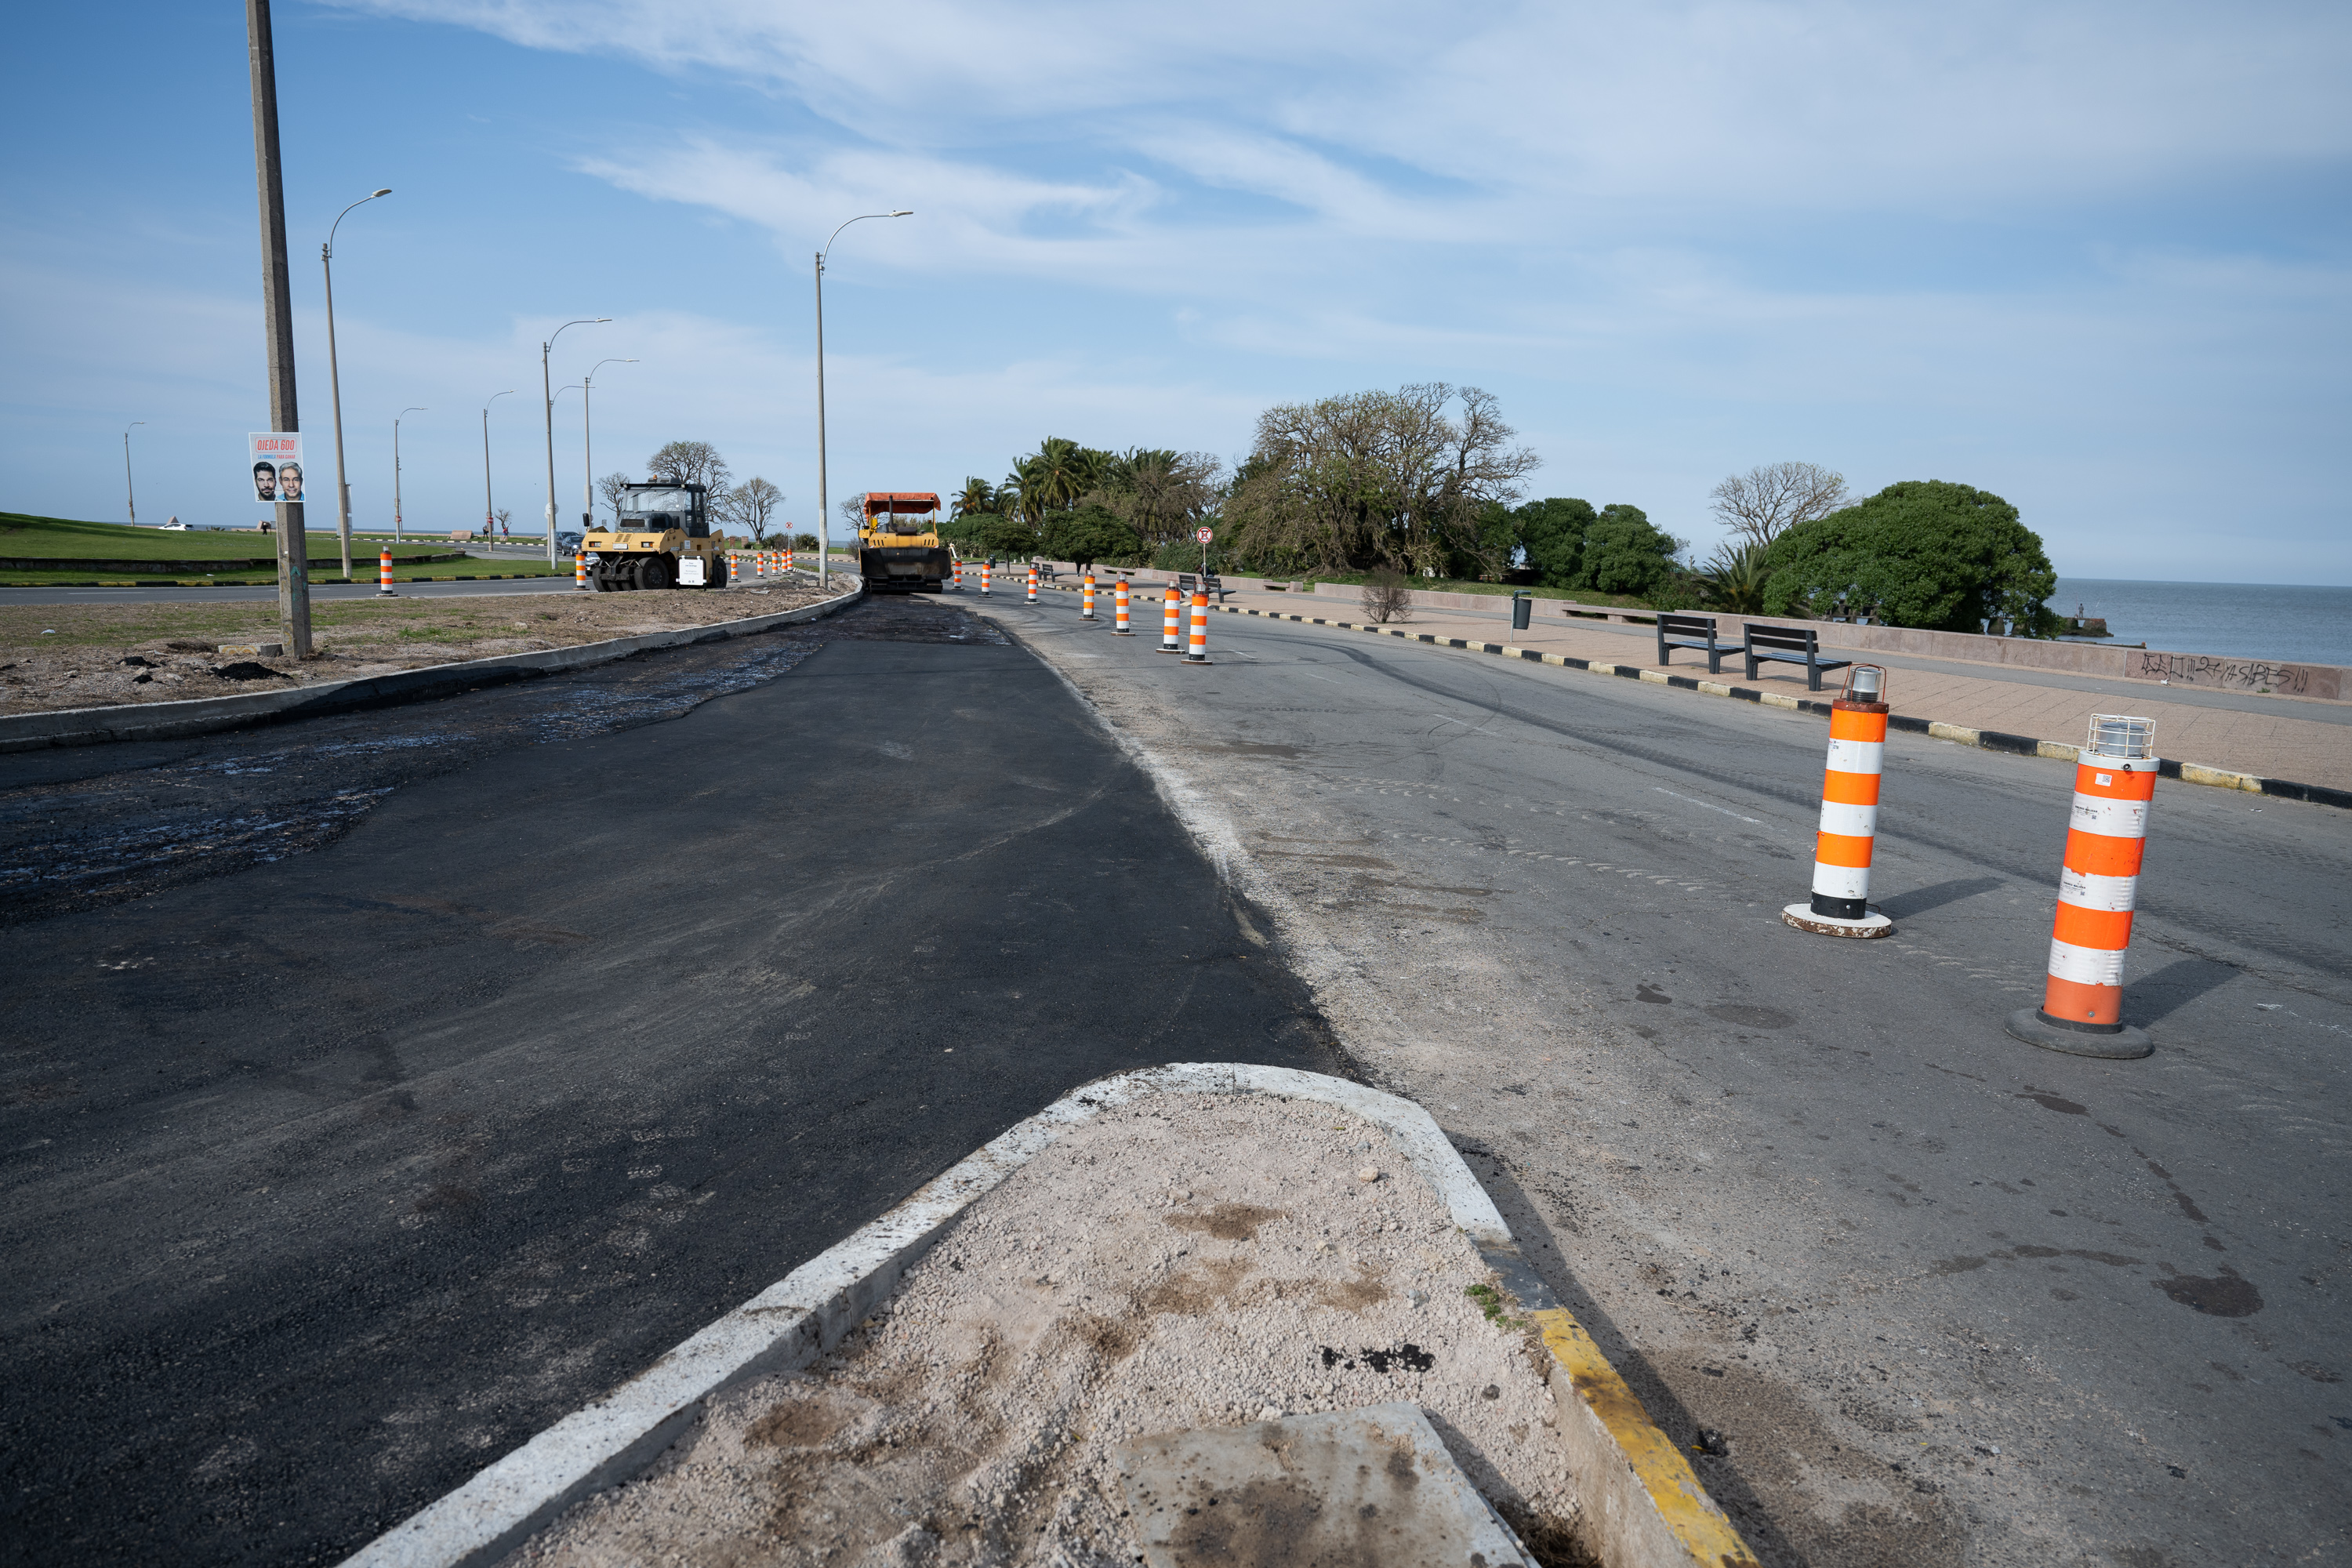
left=858, top=493, right=949, bottom=593
left=583, top=481, right=729, bottom=591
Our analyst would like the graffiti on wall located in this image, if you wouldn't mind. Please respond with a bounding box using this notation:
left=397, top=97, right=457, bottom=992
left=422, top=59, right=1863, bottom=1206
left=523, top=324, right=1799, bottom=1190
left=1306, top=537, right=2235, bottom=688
left=2128, top=650, right=2334, bottom=698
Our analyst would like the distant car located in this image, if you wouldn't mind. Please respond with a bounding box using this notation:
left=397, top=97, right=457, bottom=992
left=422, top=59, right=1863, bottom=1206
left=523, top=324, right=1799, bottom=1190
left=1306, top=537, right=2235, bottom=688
left=556, top=532, right=584, bottom=552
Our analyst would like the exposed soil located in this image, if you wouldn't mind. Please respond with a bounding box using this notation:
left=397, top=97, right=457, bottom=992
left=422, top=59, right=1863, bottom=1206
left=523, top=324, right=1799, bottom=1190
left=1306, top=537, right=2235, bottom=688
left=503, top=1092, right=1582, bottom=1568
left=0, top=580, right=837, bottom=714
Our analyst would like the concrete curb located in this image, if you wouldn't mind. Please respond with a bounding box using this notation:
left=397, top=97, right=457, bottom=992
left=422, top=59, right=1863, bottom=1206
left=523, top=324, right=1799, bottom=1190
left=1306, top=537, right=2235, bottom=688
left=1189, top=598, right=2351, bottom=812
left=0, top=580, right=862, bottom=753
left=339, top=1063, right=1754, bottom=1568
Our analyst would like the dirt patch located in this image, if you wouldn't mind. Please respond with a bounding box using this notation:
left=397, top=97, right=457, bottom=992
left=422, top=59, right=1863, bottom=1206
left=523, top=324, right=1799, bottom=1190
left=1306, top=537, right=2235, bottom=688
left=503, top=1093, right=1578, bottom=1567
left=0, top=582, right=836, bottom=715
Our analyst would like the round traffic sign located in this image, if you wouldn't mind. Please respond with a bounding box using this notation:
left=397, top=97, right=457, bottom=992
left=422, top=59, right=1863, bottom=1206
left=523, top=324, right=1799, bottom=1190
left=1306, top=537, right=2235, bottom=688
left=1196, top=528, right=1214, bottom=544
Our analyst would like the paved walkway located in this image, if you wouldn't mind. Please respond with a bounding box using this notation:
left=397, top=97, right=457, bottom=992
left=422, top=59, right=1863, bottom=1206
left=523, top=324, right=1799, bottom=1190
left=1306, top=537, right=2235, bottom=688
left=1189, top=583, right=2350, bottom=791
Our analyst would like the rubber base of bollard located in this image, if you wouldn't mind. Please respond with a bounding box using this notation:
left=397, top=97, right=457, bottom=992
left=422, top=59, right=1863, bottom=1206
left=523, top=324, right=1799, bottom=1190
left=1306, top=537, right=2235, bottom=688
left=376, top=590, right=400, bottom=598
left=1780, top=902, right=1893, bottom=938
left=2004, top=1007, right=2153, bottom=1060
left=1182, top=655, right=1210, bottom=664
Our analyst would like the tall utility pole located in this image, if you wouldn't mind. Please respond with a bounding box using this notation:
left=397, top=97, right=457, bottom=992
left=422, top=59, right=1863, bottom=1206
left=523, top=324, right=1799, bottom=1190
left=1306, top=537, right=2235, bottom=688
left=813, top=209, right=911, bottom=590
left=394, top=406, right=424, bottom=543
left=245, top=0, right=309, bottom=655
left=323, top=188, right=391, bottom=579
left=583, top=358, right=635, bottom=530
left=540, top=318, right=608, bottom=567
left=122, top=422, right=143, bottom=524
left=482, top=390, right=515, bottom=541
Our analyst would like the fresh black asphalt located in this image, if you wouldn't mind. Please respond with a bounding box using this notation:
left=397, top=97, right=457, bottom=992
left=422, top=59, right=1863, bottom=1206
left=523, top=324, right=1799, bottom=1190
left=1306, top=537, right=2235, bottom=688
left=0, top=597, right=1343, bottom=1565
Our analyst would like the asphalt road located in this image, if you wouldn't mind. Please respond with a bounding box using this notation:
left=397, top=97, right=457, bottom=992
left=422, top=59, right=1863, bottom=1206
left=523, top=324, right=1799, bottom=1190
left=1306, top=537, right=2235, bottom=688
left=989, top=590, right=2352, bottom=1566
left=0, top=596, right=1341, bottom=1565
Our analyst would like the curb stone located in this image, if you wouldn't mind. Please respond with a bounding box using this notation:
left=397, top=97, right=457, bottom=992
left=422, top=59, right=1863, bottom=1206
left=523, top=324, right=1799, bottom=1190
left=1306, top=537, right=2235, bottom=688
left=1039, top=586, right=2347, bottom=811
left=339, top=1064, right=1755, bottom=1568
left=0, top=579, right=862, bottom=753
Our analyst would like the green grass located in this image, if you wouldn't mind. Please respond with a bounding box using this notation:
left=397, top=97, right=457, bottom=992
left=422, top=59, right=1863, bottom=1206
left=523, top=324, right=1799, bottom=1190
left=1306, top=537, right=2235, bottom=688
left=0, top=510, right=469, bottom=563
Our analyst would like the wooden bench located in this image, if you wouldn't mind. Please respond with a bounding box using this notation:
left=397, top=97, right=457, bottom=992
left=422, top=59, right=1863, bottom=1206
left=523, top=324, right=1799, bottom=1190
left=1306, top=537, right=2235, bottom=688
left=1743, top=623, right=1852, bottom=691
left=1656, top=612, right=1733, bottom=674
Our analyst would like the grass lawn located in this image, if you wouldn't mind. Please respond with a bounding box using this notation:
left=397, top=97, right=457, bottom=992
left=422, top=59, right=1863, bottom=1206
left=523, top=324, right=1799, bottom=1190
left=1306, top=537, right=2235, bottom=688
left=0, top=511, right=479, bottom=563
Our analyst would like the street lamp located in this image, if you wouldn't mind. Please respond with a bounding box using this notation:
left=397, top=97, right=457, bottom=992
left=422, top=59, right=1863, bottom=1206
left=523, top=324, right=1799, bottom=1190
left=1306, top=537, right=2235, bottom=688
left=541, top=317, right=609, bottom=566
left=322, top=187, right=392, bottom=580
left=482, top=389, right=515, bottom=543
left=814, top=209, right=911, bottom=587
left=583, top=357, right=636, bottom=529
left=393, top=406, right=425, bottom=543
left=122, top=421, right=144, bottom=524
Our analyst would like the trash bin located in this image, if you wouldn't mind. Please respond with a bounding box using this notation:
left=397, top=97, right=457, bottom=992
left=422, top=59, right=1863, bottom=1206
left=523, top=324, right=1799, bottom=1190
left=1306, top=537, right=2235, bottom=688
left=1511, top=590, right=1532, bottom=632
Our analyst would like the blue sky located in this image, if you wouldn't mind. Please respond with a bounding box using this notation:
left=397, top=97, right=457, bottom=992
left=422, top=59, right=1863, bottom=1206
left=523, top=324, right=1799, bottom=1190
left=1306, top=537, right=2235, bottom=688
left=5, top=1, right=2347, bottom=582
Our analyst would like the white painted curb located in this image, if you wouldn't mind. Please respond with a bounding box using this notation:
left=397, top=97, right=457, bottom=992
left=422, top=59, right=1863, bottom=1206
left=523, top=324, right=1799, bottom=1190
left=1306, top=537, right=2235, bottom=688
left=341, top=1063, right=1507, bottom=1568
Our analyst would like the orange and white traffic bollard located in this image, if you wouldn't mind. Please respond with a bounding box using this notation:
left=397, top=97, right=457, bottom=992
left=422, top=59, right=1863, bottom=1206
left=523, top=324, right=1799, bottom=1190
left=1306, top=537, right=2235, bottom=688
left=1784, top=665, right=1893, bottom=938
left=1025, top=564, right=1038, bottom=603
left=953, top=558, right=964, bottom=590
left=572, top=551, right=586, bottom=592
left=1081, top=572, right=1097, bottom=619
left=379, top=546, right=398, bottom=597
left=784, top=548, right=794, bottom=573
left=1160, top=583, right=1183, bottom=652
left=2007, top=715, right=2159, bottom=1058
left=981, top=561, right=993, bottom=595
left=1183, top=587, right=1210, bottom=662
left=1112, top=577, right=1133, bottom=634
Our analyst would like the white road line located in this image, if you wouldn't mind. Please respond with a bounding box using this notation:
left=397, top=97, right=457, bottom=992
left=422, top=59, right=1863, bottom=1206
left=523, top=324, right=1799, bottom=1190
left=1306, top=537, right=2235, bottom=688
left=1653, top=786, right=1760, bottom=824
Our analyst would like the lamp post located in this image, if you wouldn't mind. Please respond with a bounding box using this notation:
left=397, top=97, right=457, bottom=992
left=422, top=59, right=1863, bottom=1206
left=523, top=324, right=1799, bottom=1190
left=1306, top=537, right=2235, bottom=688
left=541, top=318, right=608, bottom=566
left=122, top=422, right=144, bottom=524
left=393, top=406, right=424, bottom=542
left=583, top=357, right=636, bottom=529
left=814, top=209, right=911, bottom=588
left=321, top=187, right=391, bottom=580
left=481, top=389, right=514, bottom=543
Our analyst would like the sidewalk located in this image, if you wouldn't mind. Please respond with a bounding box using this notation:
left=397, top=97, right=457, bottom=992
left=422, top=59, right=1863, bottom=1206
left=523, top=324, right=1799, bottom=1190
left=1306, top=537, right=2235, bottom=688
left=1192, top=582, right=2352, bottom=794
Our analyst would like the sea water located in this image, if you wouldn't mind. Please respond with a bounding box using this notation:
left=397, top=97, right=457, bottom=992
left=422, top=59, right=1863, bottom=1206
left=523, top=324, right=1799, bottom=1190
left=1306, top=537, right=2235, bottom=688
left=2053, top=579, right=2352, bottom=669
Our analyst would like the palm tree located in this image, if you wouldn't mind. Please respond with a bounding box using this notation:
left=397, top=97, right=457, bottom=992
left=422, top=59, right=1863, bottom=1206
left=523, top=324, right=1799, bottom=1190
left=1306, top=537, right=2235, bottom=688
left=1704, top=539, right=1771, bottom=614
left=953, top=477, right=998, bottom=518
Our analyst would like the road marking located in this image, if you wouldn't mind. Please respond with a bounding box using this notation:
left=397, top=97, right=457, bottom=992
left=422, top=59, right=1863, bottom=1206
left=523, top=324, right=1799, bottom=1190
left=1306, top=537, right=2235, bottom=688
left=1653, top=786, right=1760, bottom=824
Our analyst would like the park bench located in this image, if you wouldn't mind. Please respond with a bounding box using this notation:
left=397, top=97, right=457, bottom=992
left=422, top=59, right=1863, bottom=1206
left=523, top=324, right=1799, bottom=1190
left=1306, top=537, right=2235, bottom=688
left=1174, top=572, right=1234, bottom=602
left=1655, top=612, right=1733, bottom=674
left=1743, top=622, right=1852, bottom=691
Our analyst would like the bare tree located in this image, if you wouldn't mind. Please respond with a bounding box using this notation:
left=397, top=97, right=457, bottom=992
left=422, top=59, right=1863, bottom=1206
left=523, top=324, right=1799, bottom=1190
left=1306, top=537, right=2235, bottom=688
left=724, top=477, right=785, bottom=542
left=1709, top=462, right=1849, bottom=550
left=838, top=494, right=867, bottom=532
left=1359, top=568, right=1414, bottom=623
left=647, top=441, right=731, bottom=492
left=596, top=470, right=632, bottom=524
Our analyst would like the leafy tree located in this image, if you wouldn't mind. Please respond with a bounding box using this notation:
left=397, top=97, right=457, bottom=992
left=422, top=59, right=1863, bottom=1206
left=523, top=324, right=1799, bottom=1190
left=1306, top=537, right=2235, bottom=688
left=1041, top=504, right=1140, bottom=568
left=1505, top=497, right=1595, bottom=588
left=1576, top=504, right=1680, bottom=597
left=791, top=532, right=818, bottom=551
left=1710, top=462, right=1849, bottom=550
left=1759, top=480, right=2056, bottom=633
left=1220, top=383, right=1538, bottom=576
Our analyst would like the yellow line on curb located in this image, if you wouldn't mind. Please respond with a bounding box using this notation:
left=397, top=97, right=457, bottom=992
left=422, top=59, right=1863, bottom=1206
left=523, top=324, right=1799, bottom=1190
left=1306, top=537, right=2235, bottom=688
left=1532, top=1308, right=1762, bottom=1568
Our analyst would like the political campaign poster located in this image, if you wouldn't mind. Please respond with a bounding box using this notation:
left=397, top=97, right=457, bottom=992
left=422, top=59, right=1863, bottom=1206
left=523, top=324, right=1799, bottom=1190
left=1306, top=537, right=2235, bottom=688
left=248, top=433, right=307, bottom=503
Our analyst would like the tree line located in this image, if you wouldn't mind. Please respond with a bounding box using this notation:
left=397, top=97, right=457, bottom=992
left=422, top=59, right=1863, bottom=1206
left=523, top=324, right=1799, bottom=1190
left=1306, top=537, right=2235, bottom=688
left=626, top=402, right=2060, bottom=634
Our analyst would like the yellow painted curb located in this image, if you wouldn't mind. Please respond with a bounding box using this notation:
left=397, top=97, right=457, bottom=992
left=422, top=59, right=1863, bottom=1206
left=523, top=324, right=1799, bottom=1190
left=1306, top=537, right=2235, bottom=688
left=1532, top=1307, right=1761, bottom=1568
